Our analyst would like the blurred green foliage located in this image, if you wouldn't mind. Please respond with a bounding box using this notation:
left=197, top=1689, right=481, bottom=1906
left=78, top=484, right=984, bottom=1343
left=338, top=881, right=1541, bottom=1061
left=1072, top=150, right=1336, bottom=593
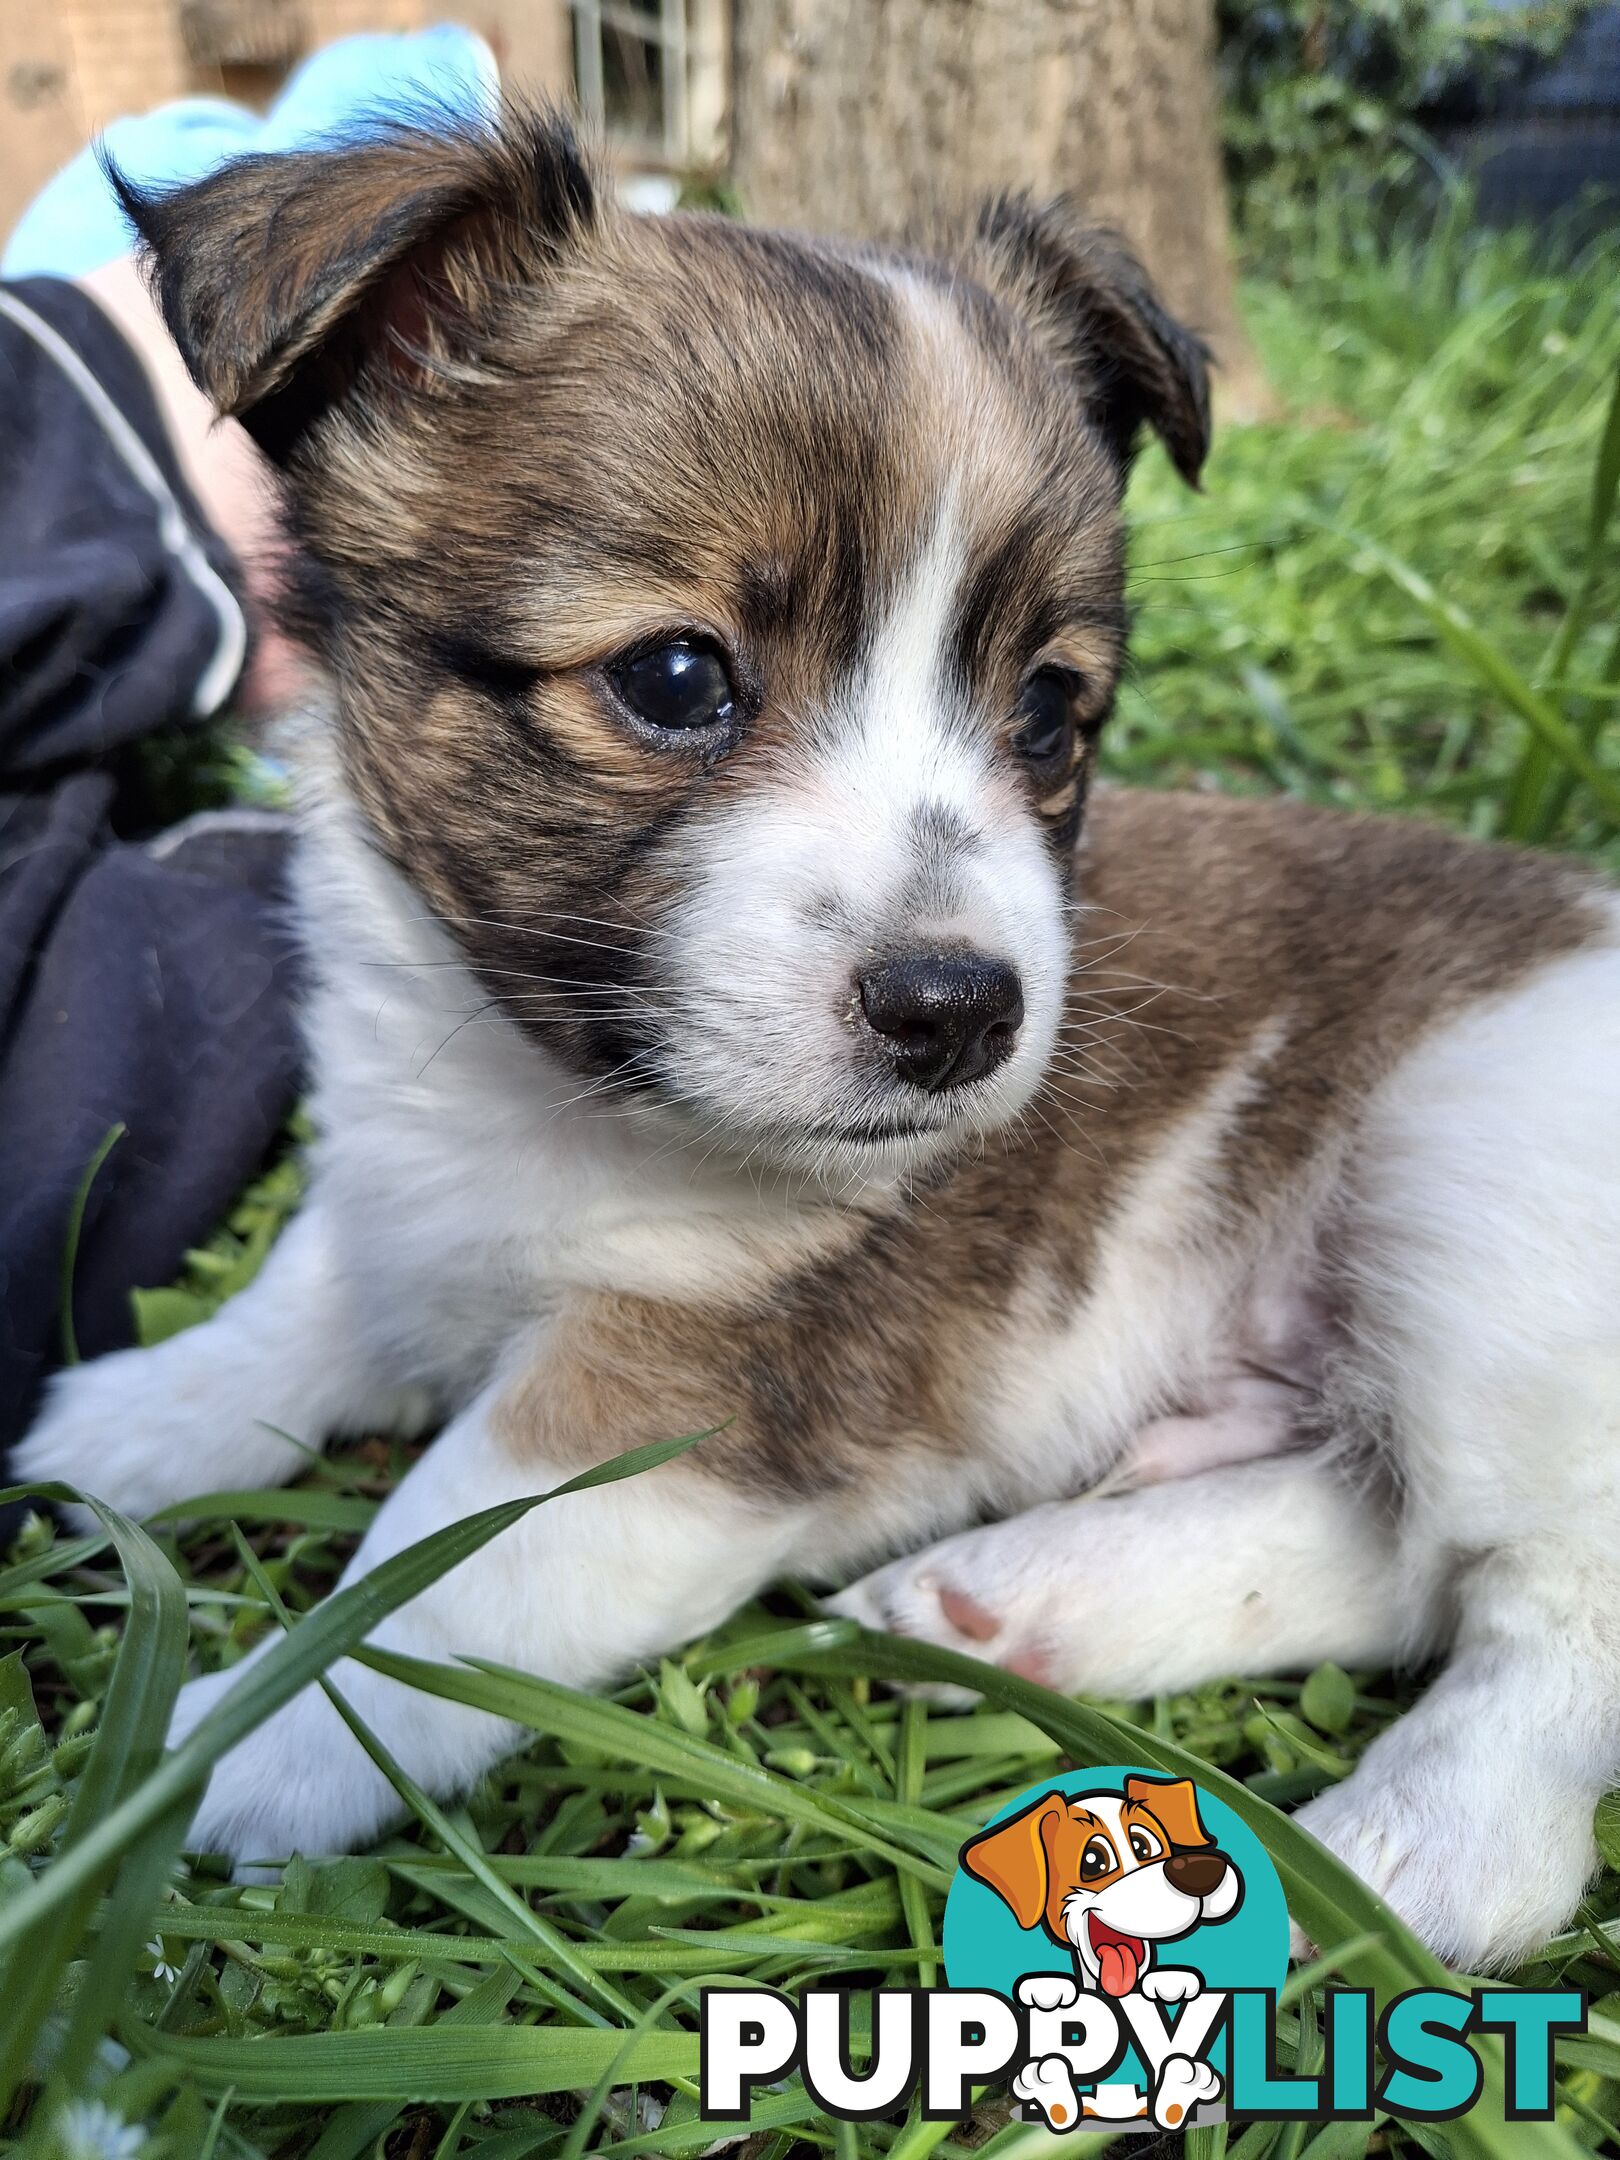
left=1218, top=0, right=1593, bottom=251
left=1119, top=193, right=1620, bottom=867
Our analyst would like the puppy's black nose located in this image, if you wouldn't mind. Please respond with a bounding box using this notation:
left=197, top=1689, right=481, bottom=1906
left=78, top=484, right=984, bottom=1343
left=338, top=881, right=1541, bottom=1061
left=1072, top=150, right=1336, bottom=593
left=1165, top=1849, right=1229, bottom=1899
left=858, top=950, right=1024, bottom=1092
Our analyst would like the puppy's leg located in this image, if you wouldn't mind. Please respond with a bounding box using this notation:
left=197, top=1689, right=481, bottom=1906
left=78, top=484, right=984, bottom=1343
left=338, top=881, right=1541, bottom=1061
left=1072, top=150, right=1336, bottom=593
left=171, top=1379, right=801, bottom=1864
left=14, top=1203, right=429, bottom=1519
left=1294, top=1537, right=1620, bottom=1969
left=831, top=1453, right=1428, bottom=1695
left=1293, top=932, right=1620, bottom=1967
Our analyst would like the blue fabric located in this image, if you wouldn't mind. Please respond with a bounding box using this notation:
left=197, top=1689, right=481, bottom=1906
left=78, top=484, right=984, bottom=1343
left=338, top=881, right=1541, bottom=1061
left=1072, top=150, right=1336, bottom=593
left=2, top=26, right=499, bottom=280
left=0, top=278, right=300, bottom=1523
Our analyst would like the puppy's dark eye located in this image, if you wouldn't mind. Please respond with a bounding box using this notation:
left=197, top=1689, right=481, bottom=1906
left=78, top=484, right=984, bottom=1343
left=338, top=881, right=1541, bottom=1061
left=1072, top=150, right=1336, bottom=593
left=1080, top=1835, right=1116, bottom=1881
left=1129, top=1828, right=1161, bottom=1863
left=612, top=637, right=737, bottom=732
left=1013, top=666, right=1081, bottom=767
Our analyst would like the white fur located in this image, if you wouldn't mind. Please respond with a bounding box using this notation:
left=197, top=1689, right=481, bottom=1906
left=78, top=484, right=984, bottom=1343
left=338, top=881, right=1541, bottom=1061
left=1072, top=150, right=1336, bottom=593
left=963, top=1025, right=1310, bottom=1517
left=829, top=1452, right=1415, bottom=1693
left=16, top=1203, right=437, bottom=1521
left=1283, top=926, right=1620, bottom=1964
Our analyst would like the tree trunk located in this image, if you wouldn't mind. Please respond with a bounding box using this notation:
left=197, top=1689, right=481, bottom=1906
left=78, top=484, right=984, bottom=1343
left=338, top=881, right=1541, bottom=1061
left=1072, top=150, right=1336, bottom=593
left=729, top=0, right=1255, bottom=402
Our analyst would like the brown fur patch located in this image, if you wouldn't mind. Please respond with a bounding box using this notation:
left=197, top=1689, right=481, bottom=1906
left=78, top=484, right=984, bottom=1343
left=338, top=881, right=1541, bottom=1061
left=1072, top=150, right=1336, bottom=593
left=497, top=788, right=1607, bottom=1501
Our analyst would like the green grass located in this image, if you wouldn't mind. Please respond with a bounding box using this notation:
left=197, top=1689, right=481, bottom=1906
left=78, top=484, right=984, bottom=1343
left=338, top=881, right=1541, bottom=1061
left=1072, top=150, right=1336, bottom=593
left=4, top=200, right=1620, bottom=2160
left=1122, top=197, right=1620, bottom=862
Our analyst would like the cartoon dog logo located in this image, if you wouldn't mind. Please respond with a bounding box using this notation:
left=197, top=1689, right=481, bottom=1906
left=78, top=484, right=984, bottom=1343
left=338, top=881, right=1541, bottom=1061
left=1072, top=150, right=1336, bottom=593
left=961, top=1774, right=1243, bottom=2131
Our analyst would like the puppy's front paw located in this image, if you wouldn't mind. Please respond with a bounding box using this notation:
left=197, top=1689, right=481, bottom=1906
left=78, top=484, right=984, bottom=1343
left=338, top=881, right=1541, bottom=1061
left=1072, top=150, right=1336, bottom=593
left=172, top=1670, right=399, bottom=1871
left=1152, top=2055, right=1221, bottom=2129
left=1293, top=1751, right=1595, bottom=1971
left=12, top=1351, right=180, bottom=1526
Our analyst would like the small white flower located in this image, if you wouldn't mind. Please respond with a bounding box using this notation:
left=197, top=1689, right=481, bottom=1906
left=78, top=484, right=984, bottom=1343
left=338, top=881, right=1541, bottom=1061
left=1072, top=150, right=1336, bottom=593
left=144, top=1936, right=181, bottom=1986
left=55, top=2100, right=147, bottom=2160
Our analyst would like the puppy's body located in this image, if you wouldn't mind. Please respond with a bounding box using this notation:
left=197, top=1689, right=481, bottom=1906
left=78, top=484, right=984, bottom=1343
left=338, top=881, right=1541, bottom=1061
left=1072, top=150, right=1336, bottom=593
left=306, top=753, right=1610, bottom=1518
left=18, top=110, right=1620, bottom=1968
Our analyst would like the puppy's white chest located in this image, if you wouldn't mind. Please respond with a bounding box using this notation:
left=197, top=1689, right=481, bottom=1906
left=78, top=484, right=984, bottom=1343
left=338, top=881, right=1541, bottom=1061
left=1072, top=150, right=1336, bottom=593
left=301, top=944, right=617, bottom=1396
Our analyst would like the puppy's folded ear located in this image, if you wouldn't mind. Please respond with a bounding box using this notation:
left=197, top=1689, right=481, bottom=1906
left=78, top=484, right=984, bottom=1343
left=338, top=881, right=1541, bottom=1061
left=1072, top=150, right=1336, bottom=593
left=110, top=104, right=598, bottom=462
left=1125, top=1774, right=1214, bottom=1850
left=965, top=195, right=1211, bottom=486
left=961, top=1790, right=1067, bottom=1929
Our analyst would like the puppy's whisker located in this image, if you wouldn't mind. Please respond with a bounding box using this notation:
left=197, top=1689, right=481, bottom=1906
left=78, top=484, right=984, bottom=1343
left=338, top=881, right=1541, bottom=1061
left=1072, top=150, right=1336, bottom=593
left=413, top=1000, right=506, bottom=1074
left=1128, top=539, right=1267, bottom=571
left=414, top=913, right=646, bottom=960
left=525, top=907, right=683, bottom=945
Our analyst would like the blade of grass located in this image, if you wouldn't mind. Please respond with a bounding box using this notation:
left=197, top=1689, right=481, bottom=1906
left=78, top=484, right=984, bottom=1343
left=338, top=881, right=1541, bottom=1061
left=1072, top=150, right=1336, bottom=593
left=57, top=1125, right=125, bottom=1366
left=558, top=1977, right=710, bottom=2160
left=589, top=2076, right=828, bottom=2157
left=1318, top=520, right=1620, bottom=835
left=0, top=1533, right=111, bottom=1603
left=120, top=2020, right=700, bottom=2103
left=151, top=1490, right=379, bottom=1532
left=896, top=1700, right=937, bottom=1987
left=354, top=1648, right=956, bottom=1885
left=1525, top=612, right=1620, bottom=841
left=0, top=1496, right=187, bottom=2115
left=305, top=1967, right=522, bottom=2160
left=1507, top=354, right=1620, bottom=836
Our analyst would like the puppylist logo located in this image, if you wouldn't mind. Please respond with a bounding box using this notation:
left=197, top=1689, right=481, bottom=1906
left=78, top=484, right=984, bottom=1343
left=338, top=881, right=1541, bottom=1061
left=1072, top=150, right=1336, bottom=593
left=952, top=1770, right=1260, bottom=2130
left=700, top=1766, right=1586, bottom=2131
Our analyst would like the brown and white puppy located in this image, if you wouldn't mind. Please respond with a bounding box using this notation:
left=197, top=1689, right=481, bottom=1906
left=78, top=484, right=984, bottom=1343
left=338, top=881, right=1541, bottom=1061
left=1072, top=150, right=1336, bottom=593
left=19, top=108, right=1620, bottom=1970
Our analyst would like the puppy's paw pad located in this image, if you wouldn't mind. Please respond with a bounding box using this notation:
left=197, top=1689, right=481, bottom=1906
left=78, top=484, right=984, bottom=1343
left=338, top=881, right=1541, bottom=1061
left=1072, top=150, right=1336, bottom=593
left=1153, top=2054, right=1221, bottom=2129
left=1017, top=1972, right=1081, bottom=2012
left=829, top=1562, right=997, bottom=1649
left=832, top=1557, right=1022, bottom=1658
left=829, top=1535, right=1071, bottom=1696
left=936, top=1583, right=1001, bottom=1641
left=918, top=1577, right=1055, bottom=1685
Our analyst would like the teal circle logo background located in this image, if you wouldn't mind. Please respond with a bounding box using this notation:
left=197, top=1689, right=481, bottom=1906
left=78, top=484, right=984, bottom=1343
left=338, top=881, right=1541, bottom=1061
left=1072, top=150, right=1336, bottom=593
left=942, top=1765, right=1290, bottom=2012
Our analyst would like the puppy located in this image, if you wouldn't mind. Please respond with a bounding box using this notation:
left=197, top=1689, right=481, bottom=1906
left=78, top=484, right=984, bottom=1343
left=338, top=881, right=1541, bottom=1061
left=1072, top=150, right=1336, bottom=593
left=963, top=1776, right=1242, bottom=1998
left=18, top=107, right=1620, bottom=1970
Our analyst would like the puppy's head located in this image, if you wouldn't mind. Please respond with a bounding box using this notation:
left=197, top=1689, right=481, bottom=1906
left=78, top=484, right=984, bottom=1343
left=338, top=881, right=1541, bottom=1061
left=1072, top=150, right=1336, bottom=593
left=962, top=1777, right=1241, bottom=1996
left=125, top=108, right=1208, bottom=1181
